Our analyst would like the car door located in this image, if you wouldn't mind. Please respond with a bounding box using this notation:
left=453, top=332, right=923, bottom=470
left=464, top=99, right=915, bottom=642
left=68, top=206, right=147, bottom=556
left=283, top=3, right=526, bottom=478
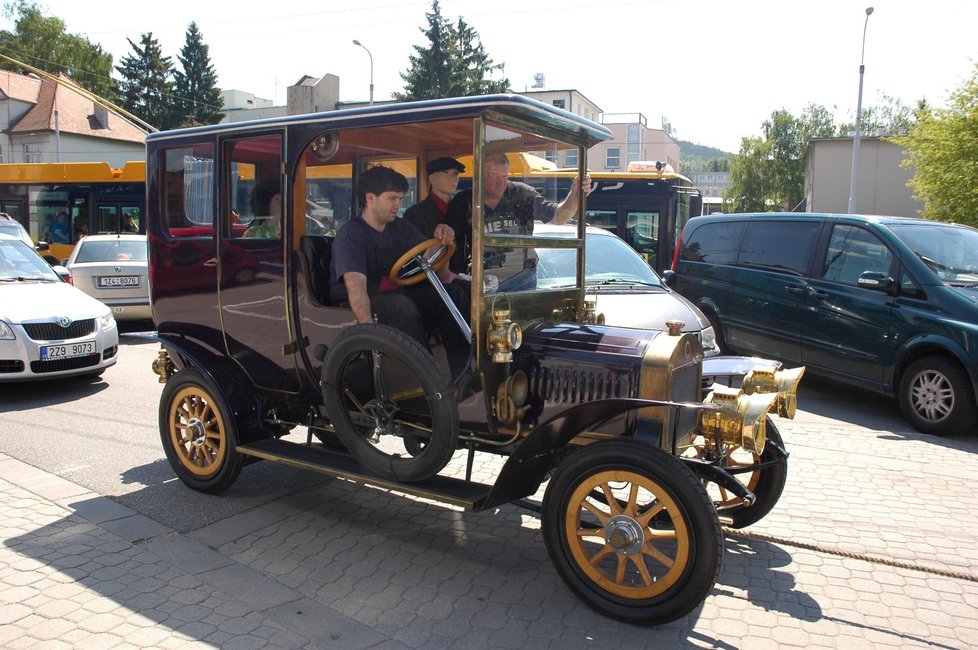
left=802, top=223, right=895, bottom=383
left=218, top=131, right=302, bottom=394
left=723, top=219, right=821, bottom=364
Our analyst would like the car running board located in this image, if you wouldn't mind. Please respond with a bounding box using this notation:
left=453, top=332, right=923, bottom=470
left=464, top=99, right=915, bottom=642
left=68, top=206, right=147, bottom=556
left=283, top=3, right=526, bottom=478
left=236, top=438, right=492, bottom=510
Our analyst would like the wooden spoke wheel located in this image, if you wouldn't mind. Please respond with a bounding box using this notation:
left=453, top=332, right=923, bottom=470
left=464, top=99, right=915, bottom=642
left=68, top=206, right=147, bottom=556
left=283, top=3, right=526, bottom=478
left=159, top=369, right=242, bottom=493
left=543, top=439, right=722, bottom=625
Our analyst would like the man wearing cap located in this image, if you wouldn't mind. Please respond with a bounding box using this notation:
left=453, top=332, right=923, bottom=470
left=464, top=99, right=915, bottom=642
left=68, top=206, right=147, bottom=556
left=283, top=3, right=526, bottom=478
left=403, top=156, right=466, bottom=238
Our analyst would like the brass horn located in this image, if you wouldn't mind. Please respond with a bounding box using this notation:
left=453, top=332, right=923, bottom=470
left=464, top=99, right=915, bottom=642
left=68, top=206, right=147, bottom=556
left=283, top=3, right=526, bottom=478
left=741, top=366, right=806, bottom=419
left=700, top=386, right=778, bottom=454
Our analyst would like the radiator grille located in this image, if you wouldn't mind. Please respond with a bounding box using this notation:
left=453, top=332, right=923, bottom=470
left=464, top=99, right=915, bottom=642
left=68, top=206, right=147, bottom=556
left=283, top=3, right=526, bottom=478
left=30, top=354, right=101, bottom=374
left=529, top=365, right=638, bottom=404
left=23, top=319, right=97, bottom=341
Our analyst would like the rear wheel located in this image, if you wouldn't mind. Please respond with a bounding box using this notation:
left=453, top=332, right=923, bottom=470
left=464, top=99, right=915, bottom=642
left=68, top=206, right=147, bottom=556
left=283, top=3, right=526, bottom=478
left=321, top=324, right=459, bottom=482
left=159, top=369, right=242, bottom=493
left=898, top=356, right=977, bottom=436
left=542, top=439, right=722, bottom=625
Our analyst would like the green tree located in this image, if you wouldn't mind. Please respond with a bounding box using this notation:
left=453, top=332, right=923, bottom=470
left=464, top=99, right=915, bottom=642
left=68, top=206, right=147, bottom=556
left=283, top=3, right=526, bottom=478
left=172, top=22, right=223, bottom=127
left=115, top=32, right=175, bottom=130
left=725, top=104, right=835, bottom=211
left=396, top=0, right=509, bottom=100
left=897, top=64, right=978, bottom=225
left=0, top=1, right=117, bottom=101
left=837, top=93, right=916, bottom=137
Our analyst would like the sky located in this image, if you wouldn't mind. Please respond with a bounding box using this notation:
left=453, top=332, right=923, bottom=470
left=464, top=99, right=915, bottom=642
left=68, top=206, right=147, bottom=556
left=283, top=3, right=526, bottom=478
left=2, top=0, right=977, bottom=152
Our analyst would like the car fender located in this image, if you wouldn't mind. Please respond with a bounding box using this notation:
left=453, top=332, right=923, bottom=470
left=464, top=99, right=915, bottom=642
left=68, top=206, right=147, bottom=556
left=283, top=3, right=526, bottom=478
left=890, top=333, right=978, bottom=403
left=151, top=333, right=268, bottom=443
left=474, top=397, right=705, bottom=511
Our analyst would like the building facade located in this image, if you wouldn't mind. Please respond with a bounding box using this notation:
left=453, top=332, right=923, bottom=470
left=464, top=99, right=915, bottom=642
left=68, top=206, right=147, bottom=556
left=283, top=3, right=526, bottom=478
left=0, top=70, right=146, bottom=167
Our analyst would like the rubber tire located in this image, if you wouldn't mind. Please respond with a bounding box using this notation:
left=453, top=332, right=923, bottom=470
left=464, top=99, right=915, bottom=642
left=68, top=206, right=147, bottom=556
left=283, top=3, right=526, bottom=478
left=714, top=418, right=787, bottom=528
left=898, top=356, right=978, bottom=436
left=159, top=369, right=242, bottom=493
left=542, top=438, right=722, bottom=625
left=321, top=324, right=459, bottom=482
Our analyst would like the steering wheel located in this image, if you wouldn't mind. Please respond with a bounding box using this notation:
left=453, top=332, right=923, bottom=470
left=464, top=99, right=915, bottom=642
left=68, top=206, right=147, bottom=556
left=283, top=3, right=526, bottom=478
left=390, top=238, right=456, bottom=287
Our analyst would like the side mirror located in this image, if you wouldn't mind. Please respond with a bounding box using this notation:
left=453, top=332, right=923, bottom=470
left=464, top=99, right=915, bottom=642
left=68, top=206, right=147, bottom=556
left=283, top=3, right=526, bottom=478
left=52, top=265, right=70, bottom=280
left=661, top=269, right=677, bottom=287
left=36, top=241, right=50, bottom=252
left=857, top=271, right=894, bottom=291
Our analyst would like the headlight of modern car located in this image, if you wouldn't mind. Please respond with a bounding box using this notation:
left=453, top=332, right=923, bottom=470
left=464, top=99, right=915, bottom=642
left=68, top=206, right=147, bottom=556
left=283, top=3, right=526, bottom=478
left=700, top=325, right=719, bottom=356
left=99, top=312, right=117, bottom=331
left=0, top=320, right=14, bottom=340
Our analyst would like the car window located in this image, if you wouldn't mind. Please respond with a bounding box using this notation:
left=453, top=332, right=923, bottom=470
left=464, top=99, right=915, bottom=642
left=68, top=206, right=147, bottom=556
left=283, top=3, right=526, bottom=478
left=161, top=143, right=216, bottom=239
left=820, top=225, right=894, bottom=285
left=0, top=241, right=57, bottom=279
left=75, top=239, right=148, bottom=263
left=531, top=232, right=664, bottom=290
left=738, top=221, right=819, bottom=275
left=680, top=221, right=745, bottom=264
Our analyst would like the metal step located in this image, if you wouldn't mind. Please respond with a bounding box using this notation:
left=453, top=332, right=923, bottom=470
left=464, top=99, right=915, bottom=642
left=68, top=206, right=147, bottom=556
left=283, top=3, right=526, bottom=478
left=237, top=438, right=493, bottom=510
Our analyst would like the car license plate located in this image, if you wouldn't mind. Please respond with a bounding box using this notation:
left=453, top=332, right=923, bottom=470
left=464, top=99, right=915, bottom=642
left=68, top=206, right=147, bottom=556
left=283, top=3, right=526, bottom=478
left=41, top=341, right=95, bottom=360
left=98, top=275, right=139, bottom=287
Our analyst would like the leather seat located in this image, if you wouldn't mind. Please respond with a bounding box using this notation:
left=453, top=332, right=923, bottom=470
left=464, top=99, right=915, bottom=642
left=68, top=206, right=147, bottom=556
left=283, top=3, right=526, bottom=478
left=301, top=235, right=333, bottom=304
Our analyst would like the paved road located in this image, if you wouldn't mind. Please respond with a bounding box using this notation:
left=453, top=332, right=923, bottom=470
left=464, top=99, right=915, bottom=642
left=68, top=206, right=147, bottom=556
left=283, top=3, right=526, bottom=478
left=1, top=330, right=977, bottom=648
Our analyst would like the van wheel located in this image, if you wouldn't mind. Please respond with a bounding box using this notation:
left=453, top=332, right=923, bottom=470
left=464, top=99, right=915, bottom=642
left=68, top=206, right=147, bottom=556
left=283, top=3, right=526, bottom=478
left=321, top=324, right=459, bottom=482
left=159, top=369, right=242, bottom=493
left=691, top=418, right=787, bottom=528
left=542, top=438, right=722, bottom=625
left=898, top=357, right=977, bottom=436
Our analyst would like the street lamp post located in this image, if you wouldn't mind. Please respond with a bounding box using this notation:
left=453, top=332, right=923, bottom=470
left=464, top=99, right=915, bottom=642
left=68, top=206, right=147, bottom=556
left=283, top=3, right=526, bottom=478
left=352, top=39, right=374, bottom=106
left=847, top=6, right=874, bottom=214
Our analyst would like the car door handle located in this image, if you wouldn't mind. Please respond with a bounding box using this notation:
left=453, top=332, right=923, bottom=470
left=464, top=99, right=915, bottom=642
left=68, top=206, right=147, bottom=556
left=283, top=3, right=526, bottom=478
left=810, top=288, right=829, bottom=300
left=784, top=286, right=807, bottom=296
left=204, top=257, right=219, bottom=267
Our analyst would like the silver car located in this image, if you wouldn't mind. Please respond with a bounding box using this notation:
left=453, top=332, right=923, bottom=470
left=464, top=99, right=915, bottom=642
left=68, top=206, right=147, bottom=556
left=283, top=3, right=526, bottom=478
left=65, top=234, right=152, bottom=321
left=494, top=223, right=720, bottom=355
left=0, top=234, right=119, bottom=381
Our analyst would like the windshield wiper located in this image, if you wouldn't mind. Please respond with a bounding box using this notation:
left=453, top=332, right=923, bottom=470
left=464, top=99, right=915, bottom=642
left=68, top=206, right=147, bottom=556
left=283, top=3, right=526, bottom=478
left=587, top=278, right=661, bottom=288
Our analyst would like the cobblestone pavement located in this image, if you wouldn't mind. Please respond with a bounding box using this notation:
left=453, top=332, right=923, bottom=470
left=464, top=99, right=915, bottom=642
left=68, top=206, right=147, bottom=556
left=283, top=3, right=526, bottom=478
left=2, top=398, right=978, bottom=648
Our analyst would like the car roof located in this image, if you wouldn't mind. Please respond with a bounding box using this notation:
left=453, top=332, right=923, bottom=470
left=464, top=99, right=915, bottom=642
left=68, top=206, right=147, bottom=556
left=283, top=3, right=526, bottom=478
left=686, top=212, right=976, bottom=230
left=532, top=223, right=618, bottom=237
left=77, top=233, right=147, bottom=242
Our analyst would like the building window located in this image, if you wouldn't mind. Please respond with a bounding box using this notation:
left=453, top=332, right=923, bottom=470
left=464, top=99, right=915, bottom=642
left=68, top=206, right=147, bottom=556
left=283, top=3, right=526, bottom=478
left=564, top=149, right=579, bottom=168
left=0, top=144, right=4, bottom=163
left=24, top=143, right=40, bottom=163
left=606, top=147, right=620, bottom=168
left=544, top=150, right=558, bottom=163
left=552, top=99, right=565, bottom=109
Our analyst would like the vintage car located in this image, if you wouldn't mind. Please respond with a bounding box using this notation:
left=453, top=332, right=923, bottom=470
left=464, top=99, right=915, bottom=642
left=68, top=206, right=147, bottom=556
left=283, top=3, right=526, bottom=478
left=146, top=95, right=803, bottom=625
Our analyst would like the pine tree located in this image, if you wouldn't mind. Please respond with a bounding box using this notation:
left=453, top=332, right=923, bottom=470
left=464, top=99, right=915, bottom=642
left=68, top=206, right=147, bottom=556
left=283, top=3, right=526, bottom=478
left=115, top=32, right=175, bottom=131
left=397, top=0, right=510, bottom=100
left=172, top=22, right=224, bottom=127
left=396, top=0, right=455, bottom=100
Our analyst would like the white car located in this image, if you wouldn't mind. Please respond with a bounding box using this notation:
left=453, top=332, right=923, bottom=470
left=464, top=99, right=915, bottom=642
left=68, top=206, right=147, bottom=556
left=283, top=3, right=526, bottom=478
left=65, top=234, right=152, bottom=321
left=0, top=234, right=119, bottom=381
left=494, top=223, right=720, bottom=355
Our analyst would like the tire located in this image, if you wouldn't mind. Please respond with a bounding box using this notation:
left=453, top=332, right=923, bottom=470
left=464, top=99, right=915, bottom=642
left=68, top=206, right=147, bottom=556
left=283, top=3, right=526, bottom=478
left=542, top=438, right=722, bottom=625
left=898, top=356, right=978, bottom=436
left=695, top=418, right=787, bottom=528
left=321, top=324, right=459, bottom=482
left=159, top=369, right=242, bottom=493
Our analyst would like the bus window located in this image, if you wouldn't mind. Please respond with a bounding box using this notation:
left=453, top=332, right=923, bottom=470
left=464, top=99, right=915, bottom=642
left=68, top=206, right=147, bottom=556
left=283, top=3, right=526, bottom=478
left=585, top=209, right=617, bottom=230
left=624, top=210, right=659, bottom=267
left=97, top=205, right=120, bottom=234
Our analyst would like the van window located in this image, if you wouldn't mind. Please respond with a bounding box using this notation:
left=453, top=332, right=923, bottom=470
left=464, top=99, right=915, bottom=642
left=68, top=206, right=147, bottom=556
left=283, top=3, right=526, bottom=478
left=680, top=221, right=745, bottom=264
left=821, top=225, right=894, bottom=285
left=738, top=221, right=818, bottom=275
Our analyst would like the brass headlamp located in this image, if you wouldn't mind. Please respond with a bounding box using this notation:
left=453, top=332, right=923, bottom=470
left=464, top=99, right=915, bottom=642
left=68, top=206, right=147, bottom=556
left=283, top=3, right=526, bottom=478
left=487, top=295, right=522, bottom=363
left=700, top=386, right=778, bottom=454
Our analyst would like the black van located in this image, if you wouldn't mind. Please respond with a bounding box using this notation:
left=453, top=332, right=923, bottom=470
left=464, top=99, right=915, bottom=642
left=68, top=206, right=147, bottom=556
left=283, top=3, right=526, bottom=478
left=667, top=212, right=978, bottom=437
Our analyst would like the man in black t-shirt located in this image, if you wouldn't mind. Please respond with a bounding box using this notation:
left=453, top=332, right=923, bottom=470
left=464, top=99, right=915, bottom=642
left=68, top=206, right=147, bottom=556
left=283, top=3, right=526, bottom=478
left=329, top=166, right=470, bottom=377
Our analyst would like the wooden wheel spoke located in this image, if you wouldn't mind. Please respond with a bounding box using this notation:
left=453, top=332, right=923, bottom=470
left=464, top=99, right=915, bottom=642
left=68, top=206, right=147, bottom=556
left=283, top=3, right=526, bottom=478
left=615, top=554, right=627, bottom=584
left=642, top=538, right=677, bottom=569
left=624, top=482, right=640, bottom=517
left=576, top=525, right=604, bottom=539
left=631, top=554, right=655, bottom=586
left=600, top=482, right=622, bottom=516
left=636, top=501, right=666, bottom=527
left=581, top=499, right=611, bottom=526
left=588, top=544, right=615, bottom=567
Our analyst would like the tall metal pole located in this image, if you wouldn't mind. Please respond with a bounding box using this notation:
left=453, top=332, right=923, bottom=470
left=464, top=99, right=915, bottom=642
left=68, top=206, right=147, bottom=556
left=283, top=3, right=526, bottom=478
left=847, top=7, right=874, bottom=214
left=352, top=40, right=374, bottom=105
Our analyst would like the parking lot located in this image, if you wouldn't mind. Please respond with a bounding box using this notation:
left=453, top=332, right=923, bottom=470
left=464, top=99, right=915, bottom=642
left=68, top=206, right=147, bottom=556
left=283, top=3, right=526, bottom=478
left=1, top=336, right=977, bottom=648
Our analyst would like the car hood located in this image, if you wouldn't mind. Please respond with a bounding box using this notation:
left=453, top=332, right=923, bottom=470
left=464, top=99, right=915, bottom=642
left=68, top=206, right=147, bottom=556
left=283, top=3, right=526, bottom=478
left=590, top=291, right=708, bottom=332
left=950, top=285, right=978, bottom=305
left=1, top=282, right=110, bottom=322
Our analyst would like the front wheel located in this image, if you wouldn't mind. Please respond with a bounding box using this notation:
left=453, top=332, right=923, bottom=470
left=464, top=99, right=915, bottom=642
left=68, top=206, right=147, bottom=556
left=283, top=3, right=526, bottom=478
left=898, top=356, right=977, bottom=436
left=159, top=368, right=242, bottom=493
left=542, top=439, right=722, bottom=625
